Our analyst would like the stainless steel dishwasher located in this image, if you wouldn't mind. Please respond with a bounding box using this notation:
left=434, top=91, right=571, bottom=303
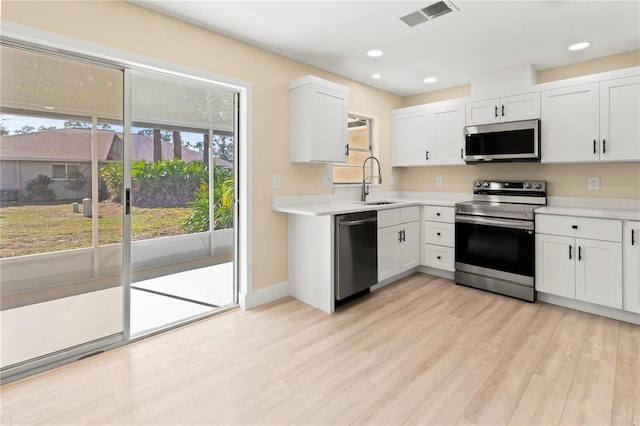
left=335, top=210, right=378, bottom=303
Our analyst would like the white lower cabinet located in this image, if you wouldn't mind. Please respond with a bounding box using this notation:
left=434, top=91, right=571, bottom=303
left=623, top=221, right=640, bottom=313
left=422, top=206, right=455, bottom=272
left=378, top=207, right=420, bottom=281
left=536, top=214, right=622, bottom=309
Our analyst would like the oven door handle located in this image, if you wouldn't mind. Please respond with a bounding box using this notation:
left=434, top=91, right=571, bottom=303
left=455, top=215, right=534, bottom=231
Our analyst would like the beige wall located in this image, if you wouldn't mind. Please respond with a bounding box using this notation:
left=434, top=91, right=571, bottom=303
left=400, top=50, right=640, bottom=200
left=1, top=0, right=402, bottom=291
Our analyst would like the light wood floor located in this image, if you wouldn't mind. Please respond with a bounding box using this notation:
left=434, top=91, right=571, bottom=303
left=2, top=273, right=639, bottom=425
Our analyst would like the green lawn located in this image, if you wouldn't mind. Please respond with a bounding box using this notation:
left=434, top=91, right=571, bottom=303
left=0, top=201, right=191, bottom=258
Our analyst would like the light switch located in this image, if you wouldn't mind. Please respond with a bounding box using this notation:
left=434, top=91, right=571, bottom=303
left=588, top=176, right=600, bottom=191
left=272, top=174, right=280, bottom=189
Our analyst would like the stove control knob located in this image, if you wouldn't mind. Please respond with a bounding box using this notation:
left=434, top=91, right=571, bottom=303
left=524, top=182, right=532, bottom=189
left=534, top=183, right=543, bottom=190
left=483, top=181, right=490, bottom=188
left=475, top=181, right=482, bottom=188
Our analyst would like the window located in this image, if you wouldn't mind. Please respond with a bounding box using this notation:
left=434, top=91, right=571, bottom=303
left=333, top=114, right=373, bottom=184
left=52, top=164, right=81, bottom=180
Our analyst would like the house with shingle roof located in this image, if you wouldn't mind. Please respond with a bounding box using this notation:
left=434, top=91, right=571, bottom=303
left=0, top=128, right=231, bottom=200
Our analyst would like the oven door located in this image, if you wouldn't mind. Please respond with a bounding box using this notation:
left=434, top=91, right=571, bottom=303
left=455, top=215, right=535, bottom=284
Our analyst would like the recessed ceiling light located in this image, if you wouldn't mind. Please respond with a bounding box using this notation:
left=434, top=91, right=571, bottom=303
left=43, top=106, right=55, bottom=110
left=423, top=77, right=437, bottom=83
left=569, top=42, right=590, bottom=51
left=372, top=74, right=382, bottom=79
left=367, top=49, right=383, bottom=57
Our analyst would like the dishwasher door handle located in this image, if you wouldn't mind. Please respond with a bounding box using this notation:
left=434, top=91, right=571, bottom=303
left=339, top=218, right=377, bottom=227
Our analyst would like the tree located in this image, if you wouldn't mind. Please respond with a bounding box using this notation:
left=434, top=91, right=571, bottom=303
left=212, top=134, right=234, bottom=162
left=138, top=129, right=172, bottom=141
left=0, top=118, right=9, bottom=136
left=38, top=125, right=57, bottom=132
left=202, top=133, right=210, bottom=169
left=64, top=169, right=88, bottom=199
left=173, top=131, right=182, bottom=159
left=153, top=129, right=162, bottom=163
left=64, top=120, right=111, bottom=130
left=13, top=125, right=36, bottom=134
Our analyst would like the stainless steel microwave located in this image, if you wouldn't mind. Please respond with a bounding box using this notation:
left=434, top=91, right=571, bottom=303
left=463, top=119, right=540, bottom=164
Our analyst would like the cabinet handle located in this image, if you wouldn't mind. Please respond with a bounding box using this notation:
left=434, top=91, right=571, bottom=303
left=398, top=230, right=403, bottom=242
left=460, top=148, right=464, bottom=159
left=436, top=212, right=441, bottom=216
left=494, top=105, right=498, bottom=117
left=569, top=245, right=572, bottom=260
left=632, top=229, right=636, bottom=246
left=426, top=150, right=429, bottom=160
left=402, top=230, right=406, bottom=242
left=593, top=140, right=597, bottom=154
left=436, top=232, right=441, bottom=236
left=437, top=256, right=441, bottom=260
left=578, top=246, right=582, bottom=261
left=501, top=105, right=505, bottom=117
left=572, top=225, right=578, bottom=229
left=345, top=144, right=349, bottom=156
left=602, top=139, right=606, bottom=154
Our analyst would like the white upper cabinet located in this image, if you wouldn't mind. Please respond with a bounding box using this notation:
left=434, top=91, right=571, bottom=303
left=392, top=108, right=429, bottom=166
left=289, top=76, right=348, bottom=163
left=541, top=76, right=640, bottom=163
left=430, top=104, right=465, bottom=165
left=465, top=92, right=540, bottom=126
left=392, top=103, right=464, bottom=167
left=599, top=76, right=640, bottom=161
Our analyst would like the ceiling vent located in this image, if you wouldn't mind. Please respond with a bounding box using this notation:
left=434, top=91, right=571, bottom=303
left=400, top=1, right=459, bottom=27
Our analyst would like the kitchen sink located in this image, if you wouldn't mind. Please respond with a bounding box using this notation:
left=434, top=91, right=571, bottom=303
left=361, top=201, right=399, bottom=205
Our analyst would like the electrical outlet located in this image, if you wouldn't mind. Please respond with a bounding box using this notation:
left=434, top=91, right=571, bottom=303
left=272, top=174, right=280, bottom=189
left=436, top=176, right=443, bottom=186
left=588, top=176, right=600, bottom=191
left=321, top=175, right=329, bottom=187
left=389, top=175, right=395, bottom=186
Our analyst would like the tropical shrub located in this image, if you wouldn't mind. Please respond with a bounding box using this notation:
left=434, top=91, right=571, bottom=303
left=181, top=165, right=234, bottom=232
left=100, top=162, right=123, bottom=202
left=24, top=174, right=56, bottom=201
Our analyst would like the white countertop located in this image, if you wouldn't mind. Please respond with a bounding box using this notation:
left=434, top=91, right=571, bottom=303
left=536, top=206, right=640, bottom=221
left=272, top=197, right=458, bottom=216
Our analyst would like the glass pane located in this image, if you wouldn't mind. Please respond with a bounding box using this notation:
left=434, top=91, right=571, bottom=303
left=0, top=45, right=124, bottom=372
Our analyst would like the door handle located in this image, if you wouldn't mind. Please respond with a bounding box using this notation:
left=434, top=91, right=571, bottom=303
left=402, top=229, right=406, bottom=242
left=578, top=246, right=582, bottom=261
left=494, top=105, right=498, bottom=117
left=125, top=188, right=131, bottom=215
left=632, top=229, right=636, bottom=246
left=501, top=104, right=505, bottom=117
left=569, top=245, right=572, bottom=260
left=398, top=230, right=403, bottom=242
left=593, top=139, right=597, bottom=154
left=460, top=148, right=464, bottom=159
left=602, top=139, right=606, bottom=154
left=345, top=144, right=349, bottom=156
left=426, top=150, right=430, bottom=160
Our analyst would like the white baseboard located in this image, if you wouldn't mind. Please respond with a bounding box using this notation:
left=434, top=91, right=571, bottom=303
left=537, top=292, right=640, bottom=325
left=239, top=281, right=289, bottom=310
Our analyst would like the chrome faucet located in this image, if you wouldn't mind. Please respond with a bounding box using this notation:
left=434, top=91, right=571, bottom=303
left=361, top=156, right=382, bottom=202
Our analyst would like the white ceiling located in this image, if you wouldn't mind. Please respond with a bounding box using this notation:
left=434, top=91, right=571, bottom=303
left=129, top=1, right=640, bottom=97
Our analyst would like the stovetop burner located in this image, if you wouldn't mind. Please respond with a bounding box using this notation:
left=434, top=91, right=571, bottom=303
left=456, top=180, right=547, bottom=220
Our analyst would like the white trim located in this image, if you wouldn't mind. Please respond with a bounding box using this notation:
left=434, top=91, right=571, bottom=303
left=239, top=281, right=289, bottom=310
left=537, top=292, right=640, bottom=325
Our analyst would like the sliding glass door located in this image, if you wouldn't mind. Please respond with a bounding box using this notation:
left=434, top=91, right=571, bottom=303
left=127, top=70, right=237, bottom=335
left=0, top=45, right=125, bottom=378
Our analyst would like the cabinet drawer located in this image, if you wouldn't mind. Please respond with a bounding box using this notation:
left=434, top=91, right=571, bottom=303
left=378, top=208, right=401, bottom=228
left=423, top=206, right=455, bottom=223
left=424, top=222, right=455, bottom=247
left=423, top=245, right=455, bottom=271
left=536, top=215, right=622, bottom=242
left=401, top=206, right=421, bottom=224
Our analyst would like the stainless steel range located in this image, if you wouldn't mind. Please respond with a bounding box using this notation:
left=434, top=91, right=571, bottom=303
left=455, top=180, right=546, bottom=302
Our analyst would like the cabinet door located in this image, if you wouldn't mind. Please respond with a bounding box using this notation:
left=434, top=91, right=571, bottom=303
left=501, top=93, right=540, bottom=122
left=622, top=221, right=639, bottom=313
left=535, top=234, right=575, bottom=298
left=310, top=85, right=348, bottom=162
left=392, top=110, right=430, bottom=166
left=465, top=98, right=500, bottom=126
left=430, top=104, right=465, bottom=165
left=400, top=221, right=421, bottom=271
left=541, top=83, right=600, bottom=163
left=378, top=225, right=401, bottom=281
left=575, top=238, right=622, bottom=309
left=600, top=76, right=640, bottom=162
